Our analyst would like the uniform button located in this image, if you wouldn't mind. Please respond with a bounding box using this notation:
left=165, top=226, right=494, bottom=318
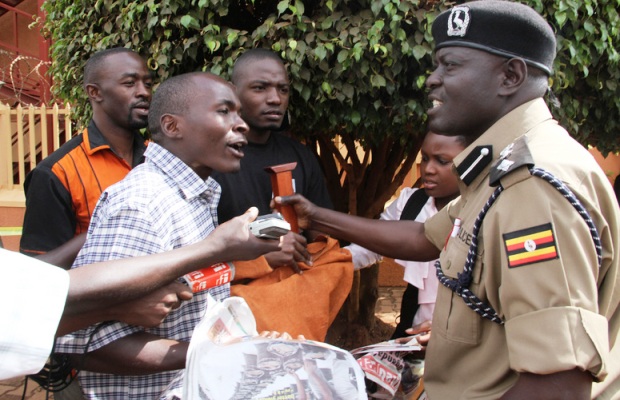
left=445, top=260, right=451, bottom=270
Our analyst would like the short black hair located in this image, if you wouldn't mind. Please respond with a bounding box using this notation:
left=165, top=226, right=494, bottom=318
left=148, top=72, right=205, bottom=139
left=527, top=68, right=552, bottom=98
left=427, top=131, right=470, bottom=148
left=83, top=47, right=140, bottom=87
left=454, top=134, right=470, bottom=148
left=231, top=48, right=285, bottom=84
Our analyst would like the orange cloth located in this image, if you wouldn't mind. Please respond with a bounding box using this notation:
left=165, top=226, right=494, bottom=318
left=231, top=236, right=354, bottom=341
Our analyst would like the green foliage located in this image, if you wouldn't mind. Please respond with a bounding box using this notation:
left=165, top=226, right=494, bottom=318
left=535, top=0, right=620, bottom=155
left=42, top=0, right=620, bottom=334
left=43, top=0, right=435, bottom=149
left=43, top=0, right=620, bottom=210
left=262, top=0, right=435, bottom=148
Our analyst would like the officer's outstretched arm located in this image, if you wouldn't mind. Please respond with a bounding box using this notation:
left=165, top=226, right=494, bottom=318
left=274, top=194, right=440, bottom=262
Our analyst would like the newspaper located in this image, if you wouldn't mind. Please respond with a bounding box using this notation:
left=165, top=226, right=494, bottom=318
left=182, top=294, right=426, bottom=399
left=183, top=295, right=366, bottom=399
left=351, top=337, right=422, bottom=356
left=351, top=338, right=427, bottom=400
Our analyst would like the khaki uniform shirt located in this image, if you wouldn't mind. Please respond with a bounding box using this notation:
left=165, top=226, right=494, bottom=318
left=424, top=99, right=620, bottom=399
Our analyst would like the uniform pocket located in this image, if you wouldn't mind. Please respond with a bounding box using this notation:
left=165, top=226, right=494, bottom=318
left=434, top=237, right=484, bottom=345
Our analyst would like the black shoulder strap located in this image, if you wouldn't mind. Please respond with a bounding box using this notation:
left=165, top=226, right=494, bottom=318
left=400, top=189, right=430, bottom=221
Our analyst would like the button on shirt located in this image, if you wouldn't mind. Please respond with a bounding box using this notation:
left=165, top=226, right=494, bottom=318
left=422, top=99, right=620, bottom=399
left=55, top=142, right=227, bottom=400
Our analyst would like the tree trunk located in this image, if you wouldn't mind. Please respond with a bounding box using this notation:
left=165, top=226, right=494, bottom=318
left=308, top=131, right=424, bottom=346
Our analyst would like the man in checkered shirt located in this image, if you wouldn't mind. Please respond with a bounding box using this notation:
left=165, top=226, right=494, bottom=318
left=55, top=72, right=250, bottom=399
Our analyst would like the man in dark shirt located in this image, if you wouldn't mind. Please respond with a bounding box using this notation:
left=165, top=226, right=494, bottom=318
left=20, top=48, right=152, bottom=265
left=212, top=49, right=332, bottom=268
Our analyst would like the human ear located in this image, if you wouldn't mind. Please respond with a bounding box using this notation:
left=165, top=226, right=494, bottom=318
left=85, top=83, right=102, bottom=102
left=160, top=114, right=183, bottom=139
left=499, top=58, right=527, bottom=95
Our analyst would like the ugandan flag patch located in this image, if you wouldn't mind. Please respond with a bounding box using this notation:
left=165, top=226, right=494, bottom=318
left=503, top=223, right=559, bottom=268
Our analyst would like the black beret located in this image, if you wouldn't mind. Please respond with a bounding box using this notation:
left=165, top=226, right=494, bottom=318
left=432, top=1, right=557, bottom=75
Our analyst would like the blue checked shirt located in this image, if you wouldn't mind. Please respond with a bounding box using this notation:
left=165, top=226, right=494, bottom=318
left=55, top=142, right=228, bottom=399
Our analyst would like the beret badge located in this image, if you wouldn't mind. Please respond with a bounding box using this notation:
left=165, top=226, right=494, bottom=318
left=447, top=6, right=470, bottom=37
left=433, top=1, right=557, bottom=75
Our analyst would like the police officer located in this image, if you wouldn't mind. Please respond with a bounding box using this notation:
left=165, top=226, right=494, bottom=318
left=275, top=1, right=620, bottom=398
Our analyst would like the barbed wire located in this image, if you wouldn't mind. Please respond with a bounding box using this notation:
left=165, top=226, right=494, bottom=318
left=0, top=48, right=52, bottom=106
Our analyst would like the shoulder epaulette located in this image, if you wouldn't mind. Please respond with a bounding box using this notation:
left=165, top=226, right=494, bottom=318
left=456, top=145, right=493, bottom=186
left=489, top=136, right=534, bottom=187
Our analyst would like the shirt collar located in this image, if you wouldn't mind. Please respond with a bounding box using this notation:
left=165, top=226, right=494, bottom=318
left=84, top=120, right=148, bottom=167
left=452, top=98, right=553, bottom=189
left=144, top=142, right=221, bottom=201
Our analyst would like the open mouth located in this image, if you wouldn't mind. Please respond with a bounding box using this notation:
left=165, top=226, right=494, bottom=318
left=227, top=140, right=246, bottom=157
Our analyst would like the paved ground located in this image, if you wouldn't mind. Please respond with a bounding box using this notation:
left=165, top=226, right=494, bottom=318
left=0, top=376, right=49, bottom=400
left=1, top=286, right=405, bottom=400
left=375, top=286, right=406, bottom=327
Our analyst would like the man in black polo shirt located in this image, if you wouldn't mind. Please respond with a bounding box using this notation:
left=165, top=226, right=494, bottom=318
left=20, top=48, right=152, bottom=266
